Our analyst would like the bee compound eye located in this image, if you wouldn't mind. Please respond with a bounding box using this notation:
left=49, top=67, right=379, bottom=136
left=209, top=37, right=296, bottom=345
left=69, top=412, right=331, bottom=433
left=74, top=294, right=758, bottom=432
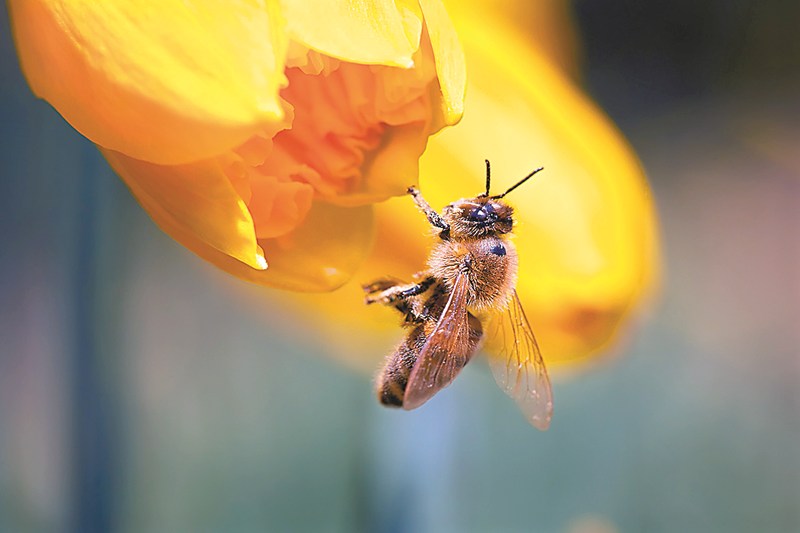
left=469, top=207, right=488, bottom=222
left=489, top=243, right=506, bottom=256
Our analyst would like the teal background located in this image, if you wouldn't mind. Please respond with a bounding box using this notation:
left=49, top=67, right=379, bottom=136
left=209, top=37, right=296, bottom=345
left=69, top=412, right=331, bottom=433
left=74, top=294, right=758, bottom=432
left=1, top=3, right=798, bottom=532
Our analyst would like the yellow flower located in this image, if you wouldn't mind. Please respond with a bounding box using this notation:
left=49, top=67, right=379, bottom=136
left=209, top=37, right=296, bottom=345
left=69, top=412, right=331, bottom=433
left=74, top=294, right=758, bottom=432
left=286, top=2, right=660, bottom=368
left=9, top=0, right=466, bottom=291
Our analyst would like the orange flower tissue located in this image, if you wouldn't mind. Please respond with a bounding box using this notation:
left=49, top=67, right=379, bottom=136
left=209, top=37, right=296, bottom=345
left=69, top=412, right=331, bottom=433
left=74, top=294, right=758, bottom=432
left=9, top=0, right=466, bottom=291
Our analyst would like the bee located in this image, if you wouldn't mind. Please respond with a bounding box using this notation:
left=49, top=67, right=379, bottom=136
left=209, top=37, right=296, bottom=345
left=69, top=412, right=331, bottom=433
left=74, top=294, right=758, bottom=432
left=363, top=160, right=554, bottom=430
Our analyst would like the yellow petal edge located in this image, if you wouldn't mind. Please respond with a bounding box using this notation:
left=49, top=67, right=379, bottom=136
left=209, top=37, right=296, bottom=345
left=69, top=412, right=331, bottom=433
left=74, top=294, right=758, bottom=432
left=10, top=0, right=288, bottom=165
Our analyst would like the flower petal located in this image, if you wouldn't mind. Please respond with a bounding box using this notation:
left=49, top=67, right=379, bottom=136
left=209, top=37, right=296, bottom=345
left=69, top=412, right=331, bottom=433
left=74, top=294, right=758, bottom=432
left=325, top=122, right=432, bottom=206
left=260, top=41, right=441, bottom=206
left=281, top=0, right=421, bottom=67
left=195, top=203, right=374, bottom=291
left=107, top=148, right=374, bottom=290
left=102, top=149, right=266, bottom=270
left=10, top=0, right=288, bottom=165
left=419, top=0, right=466, bottom=125
left=254, top=203, right=375, bottom=291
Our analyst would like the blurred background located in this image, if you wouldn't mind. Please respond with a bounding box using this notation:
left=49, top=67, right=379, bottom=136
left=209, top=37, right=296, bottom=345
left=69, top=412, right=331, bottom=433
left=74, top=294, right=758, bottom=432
left=1, top=2, right=798, bottom=532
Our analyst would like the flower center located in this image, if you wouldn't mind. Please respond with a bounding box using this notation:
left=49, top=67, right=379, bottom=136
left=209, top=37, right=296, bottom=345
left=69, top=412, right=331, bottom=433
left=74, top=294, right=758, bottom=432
left=221, top=39, right=439, bottom=240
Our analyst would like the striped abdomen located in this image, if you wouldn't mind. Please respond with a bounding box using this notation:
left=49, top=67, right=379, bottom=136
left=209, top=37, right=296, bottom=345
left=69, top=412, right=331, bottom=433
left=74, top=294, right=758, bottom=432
left=376, top=314, right=483, bottom=408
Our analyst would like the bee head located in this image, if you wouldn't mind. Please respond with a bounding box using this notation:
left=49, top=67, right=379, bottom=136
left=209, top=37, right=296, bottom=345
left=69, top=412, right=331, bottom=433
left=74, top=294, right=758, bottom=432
left=440, top=160, right=543, bottom=239
left=443, top=197, right=514, bottom=237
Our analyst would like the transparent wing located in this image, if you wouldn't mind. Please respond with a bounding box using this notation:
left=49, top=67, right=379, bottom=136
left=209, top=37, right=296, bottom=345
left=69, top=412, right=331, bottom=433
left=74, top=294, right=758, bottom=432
left=486, top=290, right=553, bottom=430
left=403, top=272, right=472, bottom=410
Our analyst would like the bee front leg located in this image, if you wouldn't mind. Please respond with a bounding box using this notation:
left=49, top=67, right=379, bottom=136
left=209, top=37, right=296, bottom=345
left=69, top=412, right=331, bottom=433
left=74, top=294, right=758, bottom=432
left=408, top=186, right=450, bottom=238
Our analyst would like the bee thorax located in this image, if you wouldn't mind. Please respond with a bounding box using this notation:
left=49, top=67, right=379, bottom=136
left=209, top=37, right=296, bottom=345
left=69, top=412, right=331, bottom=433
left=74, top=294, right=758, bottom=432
left=427, top=238, right=518, bottom=313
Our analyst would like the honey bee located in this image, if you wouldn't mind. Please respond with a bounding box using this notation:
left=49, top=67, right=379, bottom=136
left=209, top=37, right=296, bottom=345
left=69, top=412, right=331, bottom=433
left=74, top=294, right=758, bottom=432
left=363, top=160, right=553, bottom=430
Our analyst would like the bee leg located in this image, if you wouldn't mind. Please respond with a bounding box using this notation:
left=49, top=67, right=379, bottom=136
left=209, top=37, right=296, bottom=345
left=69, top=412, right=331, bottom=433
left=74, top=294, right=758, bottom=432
left=364, top=276, right=434, bottom=306
left=363, top=277, right=434, bottom=323
left=361, top=277, right=405, bottom=294
left=408, top=186, right=450, bottom=238
left=394, top=298, right=434, bottom=325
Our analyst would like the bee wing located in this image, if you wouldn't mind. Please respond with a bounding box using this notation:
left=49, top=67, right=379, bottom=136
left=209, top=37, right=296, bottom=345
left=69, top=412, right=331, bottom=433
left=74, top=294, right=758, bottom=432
left=403, top=272, right=472, bottom=411
left=486, top=290, right=553, bottom=430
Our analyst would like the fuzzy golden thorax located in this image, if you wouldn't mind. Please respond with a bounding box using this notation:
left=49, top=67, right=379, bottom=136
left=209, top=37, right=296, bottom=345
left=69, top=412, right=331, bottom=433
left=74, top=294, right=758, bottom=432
left=427, top=237, right=518, bottom=313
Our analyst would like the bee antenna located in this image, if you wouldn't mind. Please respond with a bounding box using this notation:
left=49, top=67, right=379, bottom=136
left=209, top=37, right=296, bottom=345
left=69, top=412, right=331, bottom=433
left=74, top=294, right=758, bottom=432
left=482, top=159, right=491, bottom=197
left=492, top=166, right=544, bottom=199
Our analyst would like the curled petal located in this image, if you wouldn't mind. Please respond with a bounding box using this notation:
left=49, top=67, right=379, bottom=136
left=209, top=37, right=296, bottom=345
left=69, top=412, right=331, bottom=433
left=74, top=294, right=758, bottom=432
left=282, top=0, right=422, bottom=67
left=419, top=0, right=467, bottom=125
left=10, top=0, right=288, bottom=165
left=255, top=203, right=375, bottom=291
left=261, top=35, right=444, bottom=206
left=105, top=150, right=373, bottom=291
left=326, top=122, right=432, bottom=206
left=201, top=202, right=374, bottom=291
left=247, top=173, right=314, bottom=240
left=102, top=149, right=267, bottom=270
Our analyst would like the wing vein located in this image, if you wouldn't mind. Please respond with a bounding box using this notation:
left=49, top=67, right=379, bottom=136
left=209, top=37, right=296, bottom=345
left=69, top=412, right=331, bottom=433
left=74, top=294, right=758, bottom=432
left=486, top=290, right=554, bottom=430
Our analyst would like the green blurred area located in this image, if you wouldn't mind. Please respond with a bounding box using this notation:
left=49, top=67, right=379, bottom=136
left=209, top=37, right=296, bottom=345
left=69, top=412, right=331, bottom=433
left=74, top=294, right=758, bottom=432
left=1, top=3, right=798, bottom=532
